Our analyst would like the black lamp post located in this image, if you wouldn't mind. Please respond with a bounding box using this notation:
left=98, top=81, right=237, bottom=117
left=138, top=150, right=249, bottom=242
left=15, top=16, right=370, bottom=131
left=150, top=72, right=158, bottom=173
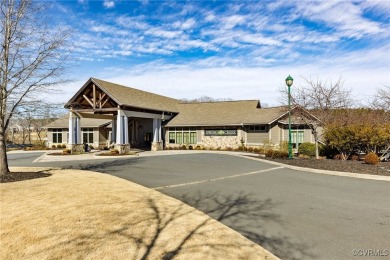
left=285, top=75, right=293, bottom=159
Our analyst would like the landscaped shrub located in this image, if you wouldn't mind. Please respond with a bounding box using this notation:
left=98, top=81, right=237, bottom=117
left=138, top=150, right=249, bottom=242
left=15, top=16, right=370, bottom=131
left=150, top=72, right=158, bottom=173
left=61, top=144, right=66, bottom=148
left=237, top=145, right=245, bottom=151
left=247, top=147, right=254, bottom=152
left=62, top=149, right=71, bottom=154
left=265, top=149, right=288, bottom=159
left=298, top=142, right=316, bottom=157
left=51, top=145, right=56, bottom=149
left=56, top=144, right=62, bottom=149
left=253, top=147, right=260, bottom=153
left=333, top=154, right=343, bottom=160
left=322, top=145, right=339, bottom=159
left=180, top=145, right=187, bottom=150
left=350, top=154, right=359, bottom=161
left=279, top=141, right=288, bottom=152
left=364, top=152, right=380, bottom=165
left=110, top=149, right=119, bottom=155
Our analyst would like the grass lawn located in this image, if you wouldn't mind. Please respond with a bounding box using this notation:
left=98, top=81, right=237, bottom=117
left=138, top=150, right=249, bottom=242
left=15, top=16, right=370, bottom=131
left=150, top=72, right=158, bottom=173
left=0, top=168, right=276, bottom=260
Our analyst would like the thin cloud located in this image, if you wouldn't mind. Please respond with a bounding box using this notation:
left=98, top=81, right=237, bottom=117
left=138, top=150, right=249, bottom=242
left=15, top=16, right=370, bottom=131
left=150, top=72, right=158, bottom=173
left=103, top=0, right=115, bottom=9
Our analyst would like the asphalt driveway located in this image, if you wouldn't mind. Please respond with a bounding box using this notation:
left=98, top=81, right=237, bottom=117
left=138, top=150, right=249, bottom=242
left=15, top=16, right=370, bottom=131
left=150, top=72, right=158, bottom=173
left=7, top=151, right=390, bottom=259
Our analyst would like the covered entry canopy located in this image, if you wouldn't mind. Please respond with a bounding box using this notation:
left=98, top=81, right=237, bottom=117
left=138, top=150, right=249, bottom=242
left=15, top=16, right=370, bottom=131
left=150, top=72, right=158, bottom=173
left=64, top=78, right=178, bottom=153
left=65, top=78, right=179, bottom=114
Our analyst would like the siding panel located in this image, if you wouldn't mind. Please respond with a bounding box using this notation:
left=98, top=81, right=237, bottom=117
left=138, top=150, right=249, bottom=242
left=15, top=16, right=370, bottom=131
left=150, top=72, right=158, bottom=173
left=247, top=132, right=269, bottom=144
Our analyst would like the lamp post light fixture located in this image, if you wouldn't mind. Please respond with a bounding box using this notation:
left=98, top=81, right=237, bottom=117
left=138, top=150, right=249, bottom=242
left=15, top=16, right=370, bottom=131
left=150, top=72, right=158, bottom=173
left=285, top=75, right=293, bottom=159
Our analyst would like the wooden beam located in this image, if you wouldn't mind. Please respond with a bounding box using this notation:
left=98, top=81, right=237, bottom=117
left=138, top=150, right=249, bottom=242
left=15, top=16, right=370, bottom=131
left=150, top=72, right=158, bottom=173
left=93, top=84, right=96, bottom=109
left=71, top=108, right=119, bottom=113
left=99, top=93, right=106, bottom=109
left=76, top=112, right=115, bottom=120
left=101, top=97, right=110, bottom=108
left=83, top=95, right=94, bottom=108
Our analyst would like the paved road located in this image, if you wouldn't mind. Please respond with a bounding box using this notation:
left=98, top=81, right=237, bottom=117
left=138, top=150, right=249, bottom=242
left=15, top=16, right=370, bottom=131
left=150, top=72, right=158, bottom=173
left=7, top=152, right=390, bottom=260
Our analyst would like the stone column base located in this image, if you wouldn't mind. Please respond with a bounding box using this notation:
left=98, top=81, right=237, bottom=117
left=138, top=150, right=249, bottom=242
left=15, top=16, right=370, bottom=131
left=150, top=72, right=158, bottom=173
left=67, top=144, right=84, bottom=154
left=114, top=144, right=131, bottom=154
left=151, top=142, right=163, bottom=151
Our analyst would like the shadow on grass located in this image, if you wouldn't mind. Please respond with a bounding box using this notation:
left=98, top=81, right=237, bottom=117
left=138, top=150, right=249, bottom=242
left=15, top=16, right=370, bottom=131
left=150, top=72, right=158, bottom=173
left=0, top=171, right=52, bottom=183
left=26, top=191, right=299, bottom=259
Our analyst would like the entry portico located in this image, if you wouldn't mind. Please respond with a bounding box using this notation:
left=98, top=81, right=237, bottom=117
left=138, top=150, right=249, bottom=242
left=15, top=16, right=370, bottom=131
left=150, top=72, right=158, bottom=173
left=64, top=78, right=178, bottom=153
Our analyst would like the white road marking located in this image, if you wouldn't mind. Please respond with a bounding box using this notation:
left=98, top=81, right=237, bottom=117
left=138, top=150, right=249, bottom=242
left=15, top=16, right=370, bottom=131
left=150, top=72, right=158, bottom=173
left=153, top=166, right=284, bottom=190
left=32, top=152, right=47, bottom=163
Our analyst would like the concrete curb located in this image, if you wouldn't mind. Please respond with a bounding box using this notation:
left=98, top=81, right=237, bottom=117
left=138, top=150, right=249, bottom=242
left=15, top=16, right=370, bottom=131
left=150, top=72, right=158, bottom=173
left=229, top=153, right=390, bottom=182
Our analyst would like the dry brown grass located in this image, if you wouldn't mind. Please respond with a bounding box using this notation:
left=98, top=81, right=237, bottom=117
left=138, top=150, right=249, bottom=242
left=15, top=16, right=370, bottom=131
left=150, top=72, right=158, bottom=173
left=1, top=168, right=277, bottom=260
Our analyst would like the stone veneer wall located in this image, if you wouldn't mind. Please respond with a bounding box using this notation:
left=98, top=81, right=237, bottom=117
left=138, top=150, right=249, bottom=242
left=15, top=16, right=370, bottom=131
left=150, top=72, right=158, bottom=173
left=164, top=127, right=244, bottom=149
left=67, top=144, right=84, bottom=154
left=114, top=144, right=131, bottom=154
left=201, top=135, right=241, bottom=149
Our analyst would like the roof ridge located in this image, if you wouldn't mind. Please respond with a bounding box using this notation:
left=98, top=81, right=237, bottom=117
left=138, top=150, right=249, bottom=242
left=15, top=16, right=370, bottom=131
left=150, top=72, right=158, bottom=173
left=179, top=99, right=259, bottom=104
left=92, top=78, right=179, bottom=102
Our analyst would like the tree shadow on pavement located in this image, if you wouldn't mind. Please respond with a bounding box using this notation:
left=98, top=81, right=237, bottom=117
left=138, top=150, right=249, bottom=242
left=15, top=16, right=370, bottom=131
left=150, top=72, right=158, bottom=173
left=63, top=157, right=144, bottom=173
left=176, top=191, right=317, bottom=260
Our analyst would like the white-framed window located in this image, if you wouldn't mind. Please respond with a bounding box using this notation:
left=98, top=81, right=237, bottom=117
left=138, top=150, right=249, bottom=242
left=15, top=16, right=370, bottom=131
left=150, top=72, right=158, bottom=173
left=82, top=128, right=94, bottom=143
left=52, top=129, right=63, bottom=143
left=291, top=130, right=304, bottom=149
left=168, top=127, right=197, bottom=144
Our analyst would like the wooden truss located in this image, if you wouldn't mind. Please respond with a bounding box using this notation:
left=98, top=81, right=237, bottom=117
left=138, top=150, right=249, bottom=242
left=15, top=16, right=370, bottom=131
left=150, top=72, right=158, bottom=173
left=72, top=83, right=117, bottom=111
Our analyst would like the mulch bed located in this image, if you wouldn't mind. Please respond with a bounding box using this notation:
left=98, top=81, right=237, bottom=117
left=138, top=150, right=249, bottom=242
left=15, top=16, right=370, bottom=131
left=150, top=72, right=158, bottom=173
left=262, top=157, right=390, bottom=176
left=0, top=172, right=52, bottom=183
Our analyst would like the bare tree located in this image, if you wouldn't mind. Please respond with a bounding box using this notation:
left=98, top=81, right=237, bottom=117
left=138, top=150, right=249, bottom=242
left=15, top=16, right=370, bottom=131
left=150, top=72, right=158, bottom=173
left=180, top=96, right=233, bottom=103
left=0, top=0, right=70, bottom=176
left=279, top=76, right=353, bottom=159
left=371, top=85, right=390, bottom=111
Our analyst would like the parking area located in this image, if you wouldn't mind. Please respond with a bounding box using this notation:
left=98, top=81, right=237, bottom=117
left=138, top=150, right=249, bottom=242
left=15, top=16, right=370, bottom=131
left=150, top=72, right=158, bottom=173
left=7, top=151, right=390, bottom=259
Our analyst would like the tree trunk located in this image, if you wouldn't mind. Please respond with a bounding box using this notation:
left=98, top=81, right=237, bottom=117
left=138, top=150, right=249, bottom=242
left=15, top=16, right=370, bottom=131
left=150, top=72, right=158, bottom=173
left=314, top=131, right=320, bottom=159
left=0, top=125, right=10, bottom=176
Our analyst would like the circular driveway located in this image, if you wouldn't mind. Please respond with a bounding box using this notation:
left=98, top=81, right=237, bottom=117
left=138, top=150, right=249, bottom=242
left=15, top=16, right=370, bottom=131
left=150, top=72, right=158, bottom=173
left=7, top=151, right=390, bottom=259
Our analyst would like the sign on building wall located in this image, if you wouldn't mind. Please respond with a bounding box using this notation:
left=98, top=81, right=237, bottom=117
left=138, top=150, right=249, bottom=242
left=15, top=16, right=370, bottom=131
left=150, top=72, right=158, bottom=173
left=204, top=129, right=237, bottom=136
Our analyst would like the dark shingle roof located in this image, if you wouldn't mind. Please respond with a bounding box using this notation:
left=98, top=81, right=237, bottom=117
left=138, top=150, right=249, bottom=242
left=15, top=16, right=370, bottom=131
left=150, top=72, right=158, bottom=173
left=166, top=101, right=289, bottom=126
left=91, top=78, right=180, bottom=113
left=46, top=116, right=110, bottom=128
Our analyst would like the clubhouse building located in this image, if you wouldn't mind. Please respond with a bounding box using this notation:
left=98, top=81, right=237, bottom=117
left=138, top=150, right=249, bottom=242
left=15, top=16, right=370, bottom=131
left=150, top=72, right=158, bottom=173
left=46, top=78, right=319, bottom=153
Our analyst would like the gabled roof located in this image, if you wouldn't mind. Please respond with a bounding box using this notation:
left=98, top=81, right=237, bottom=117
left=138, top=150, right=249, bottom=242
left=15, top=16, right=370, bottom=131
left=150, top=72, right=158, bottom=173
left=46, top=116, right=110, bottom=128
left=166, top=100, right=291, bottom=126
left=65, top=78, right=180, bottom=113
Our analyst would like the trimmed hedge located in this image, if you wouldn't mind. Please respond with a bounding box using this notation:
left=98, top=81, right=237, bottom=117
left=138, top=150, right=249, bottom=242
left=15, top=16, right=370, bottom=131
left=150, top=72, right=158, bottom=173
left=265, top=150, right=289, bottom=159
left=298, top=142, right=316, bottom=157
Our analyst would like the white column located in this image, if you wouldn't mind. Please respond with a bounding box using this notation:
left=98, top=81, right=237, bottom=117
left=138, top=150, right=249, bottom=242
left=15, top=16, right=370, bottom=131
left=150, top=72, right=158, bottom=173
left=116, top=110, right=129, bottom=145
left=76, top=116, right=81, bottom=144
left=68, top=112, right=81, bottom=144
left=123, top=115, right=129, bottom=144
left=153, top=118, right=162, bottom=142
left=111, top=119, right=116, bottom=144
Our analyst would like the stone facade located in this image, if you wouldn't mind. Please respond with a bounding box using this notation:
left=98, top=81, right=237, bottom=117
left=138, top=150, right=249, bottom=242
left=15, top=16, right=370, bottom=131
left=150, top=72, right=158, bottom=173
left=151, top=141, right=163, bottom=151
left=200, top=136, right=241, bottom=149
left=114, top=144, right=131, bottom=154
left=67, top=144, right=84, bottom=154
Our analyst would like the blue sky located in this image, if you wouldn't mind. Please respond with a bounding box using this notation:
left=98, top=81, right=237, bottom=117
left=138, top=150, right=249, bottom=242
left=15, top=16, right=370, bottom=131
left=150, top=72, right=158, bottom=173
left=51, top=0, right=389, bottom=106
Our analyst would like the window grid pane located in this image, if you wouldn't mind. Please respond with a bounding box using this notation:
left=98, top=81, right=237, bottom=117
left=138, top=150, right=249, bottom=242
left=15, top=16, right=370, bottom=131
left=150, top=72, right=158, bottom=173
left=183, top=132, right=189, bottom=144
left=176, top=132, right=182, bottom=144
